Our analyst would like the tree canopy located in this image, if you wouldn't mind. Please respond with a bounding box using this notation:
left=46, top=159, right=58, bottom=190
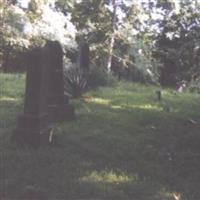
left=1, top=0, right=200, bottom=88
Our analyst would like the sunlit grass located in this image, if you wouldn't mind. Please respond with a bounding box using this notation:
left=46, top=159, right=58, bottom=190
left=0, top=96, right=19, bottom=102
left=111, top=105, right=122, bottom=109
left=80, top=170, right=135, bottom=184
left=84, top=97, right=111, bottom=105
left=111, top=103, right=162, bottom=111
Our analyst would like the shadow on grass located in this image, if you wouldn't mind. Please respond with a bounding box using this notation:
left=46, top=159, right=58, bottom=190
left=50, top=99, right=200, bottom=200
left=1, top=93, right=200, bottom=199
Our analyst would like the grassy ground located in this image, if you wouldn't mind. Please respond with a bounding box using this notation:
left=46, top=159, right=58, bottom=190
left=1, top=73, right=200, bottom=200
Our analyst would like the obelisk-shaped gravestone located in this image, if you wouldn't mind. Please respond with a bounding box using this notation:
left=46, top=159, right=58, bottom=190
left=14, top=47, right=51, bottom=146
left=77, top=40, right=90, bottom=71
left=46, top=41, right=74, bottom=122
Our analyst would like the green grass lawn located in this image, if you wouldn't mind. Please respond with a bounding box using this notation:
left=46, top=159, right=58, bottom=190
left=1, top=73, right=200, bottom=200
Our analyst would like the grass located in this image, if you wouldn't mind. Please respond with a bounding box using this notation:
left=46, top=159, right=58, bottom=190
left=1, top=73, right=200, bottom=199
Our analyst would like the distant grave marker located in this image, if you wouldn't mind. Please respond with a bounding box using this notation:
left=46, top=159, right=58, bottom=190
left=177, top=81, right=186, bottom=93
left=155, top=90, right=162, bottom=101
left=77, top=40, right=90, bottom=71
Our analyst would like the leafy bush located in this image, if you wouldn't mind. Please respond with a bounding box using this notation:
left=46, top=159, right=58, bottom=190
left=87, top=65, right=118, bottom=88
left=64, top=64, right=118, bottom=98
left=188, top=78, right=200, bottom=93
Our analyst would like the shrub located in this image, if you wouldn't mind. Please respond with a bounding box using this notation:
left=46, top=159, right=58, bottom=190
left=188, top=78, right=200, bottom=93
left=64, top=64, right=118, bottom=97
left=87, top=65, right=117, bottom=88
left=64, top=64, right=88, bottom=98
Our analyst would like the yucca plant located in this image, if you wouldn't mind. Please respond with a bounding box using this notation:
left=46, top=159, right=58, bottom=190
left=64, top=64, right=88, bottom=98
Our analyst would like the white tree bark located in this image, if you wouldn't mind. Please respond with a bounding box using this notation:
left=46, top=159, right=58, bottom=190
left=107, top=0, right=117, bottom=73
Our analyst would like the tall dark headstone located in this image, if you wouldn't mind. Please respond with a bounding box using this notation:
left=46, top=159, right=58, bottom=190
left=14, top=40, right=75, bottom=146
left=14, top=47, right=51, bottom=146
left=155, top=90, right=162, bottom=101
left=45, top=41, right=75, bottom=122
left=77, top=40, right=90, bottom=70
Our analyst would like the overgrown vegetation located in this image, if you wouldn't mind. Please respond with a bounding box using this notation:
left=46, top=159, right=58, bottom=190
left=1, top=1, right=200, bottom=89
left=1, top=73, right=200, bottom=199
left=64, top=64, right=118, bottom=98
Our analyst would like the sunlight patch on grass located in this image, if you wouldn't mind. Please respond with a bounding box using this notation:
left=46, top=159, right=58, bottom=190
left=79, top=170, right=135, bottom=184
left=111, top=103, right=161, bottom=111
left=132, top=104, right=161, bottom=110
left=0, top=96, right=19, bottom=102
left=111, top=105, right=122, bottom=109
left=85, top=97, right=111, bottom=105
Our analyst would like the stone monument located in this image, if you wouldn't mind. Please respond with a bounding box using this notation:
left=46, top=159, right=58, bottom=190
left=77, top=40, right=90, bottom=71
left=14, top=40, right=75, bottom=146
left=45, top=41, right=75, bottom=122
left=14, top=47, right=51, bottom=146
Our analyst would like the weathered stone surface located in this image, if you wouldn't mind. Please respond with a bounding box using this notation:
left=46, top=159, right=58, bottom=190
left=14, top=40, right=75, bottom=146
left=45, top=40, right=75, bottom=122
left=77, top=40, right=90, bottom=70
left=14, top=47, right=51, bottom=146
left=45, top=41, right=66, bottom=105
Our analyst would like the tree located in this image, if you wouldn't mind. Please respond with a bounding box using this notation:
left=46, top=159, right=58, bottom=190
left=0, top=2, right=28, bottom=71
left=0, top=0, right=77, bottom=72
left=107, top=0, right=117, bottom=73
left=154, top=0, right=200, bottom=86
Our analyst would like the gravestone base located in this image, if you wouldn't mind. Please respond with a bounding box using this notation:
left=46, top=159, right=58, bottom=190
left=13, top=114, right=51, bottom=147
left=48, top=104, right=75, bottom=122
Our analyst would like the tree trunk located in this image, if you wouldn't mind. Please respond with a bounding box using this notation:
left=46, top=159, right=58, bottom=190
left=107, top=0, right=117, bottom=73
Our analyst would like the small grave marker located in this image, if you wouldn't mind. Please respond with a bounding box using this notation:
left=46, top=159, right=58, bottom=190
left=155, top=90, right=162, bottom=101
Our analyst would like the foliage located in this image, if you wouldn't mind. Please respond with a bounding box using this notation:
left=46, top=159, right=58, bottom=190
left=128, top=39, right=161, bottom=84
left=187, top=78, right=200, bottom=94
left=64, top=63, right=117, bottom=98
left=64, top=64, right=87, bottom=98
left=1, top=0, right=200, bottom=84
left=154, top=0, right=200, bottom=86
left=0, top=2, right=28, bottom=71
left=88, top=65, right=117, bottom=88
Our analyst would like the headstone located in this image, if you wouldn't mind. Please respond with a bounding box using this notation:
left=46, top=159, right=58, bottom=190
left=13, top=40, right=75, bottom=146
left=177, top=82, right=186, bottom=93
left=45, top=40, right=75, bottom=122
left=155, top=90, right=162, bottom=101
left=13, top=47, right=51, bottom=146
left=77, top=40, right=90, bottom=71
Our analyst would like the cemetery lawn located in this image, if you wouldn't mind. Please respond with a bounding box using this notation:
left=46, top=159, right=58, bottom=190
left=1, top=73, right=200, bottom=200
